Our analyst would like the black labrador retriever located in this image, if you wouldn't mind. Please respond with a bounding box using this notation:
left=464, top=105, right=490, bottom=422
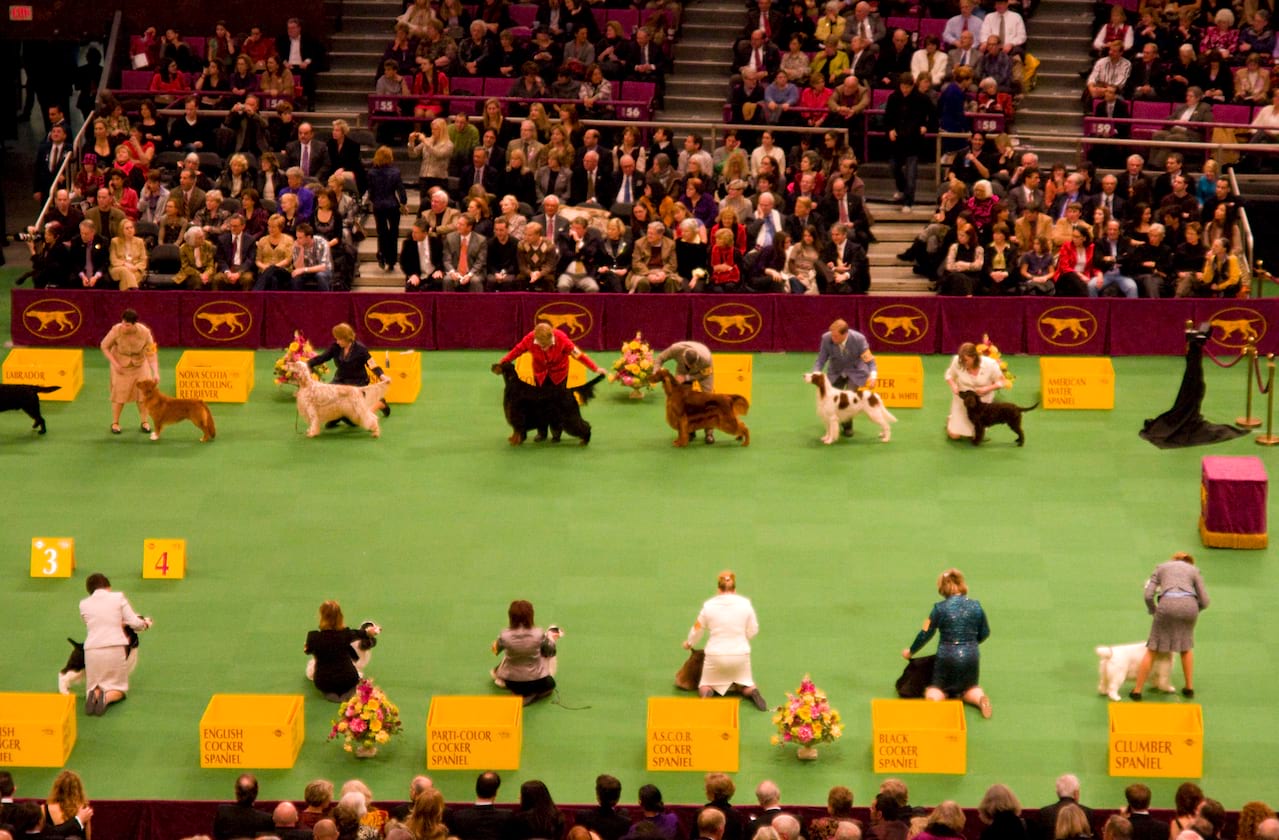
left=0, top=384, right=60, bottom=434
left=960, top=390, right=1039, bottom=446
left=492, top=362, right=603, bottom=445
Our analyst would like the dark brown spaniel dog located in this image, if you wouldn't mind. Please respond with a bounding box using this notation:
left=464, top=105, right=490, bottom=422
left=960, top=390, right=1038, bottom=446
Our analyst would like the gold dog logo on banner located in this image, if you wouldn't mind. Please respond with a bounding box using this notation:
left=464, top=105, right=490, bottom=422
left=869, top=304, right=929, bottom=345
left=193, top=301, right=253, bottom=342
left=1208, top=307, right=1266, bottom=349
left=535, top=302, right=594, bottom=338
left=702, top=303, right=762, bottom=343
left=364, top=301, right=424, bottom=342
left=23, top=299, right=83, bottom=338
left=1037, top=306, right=1098, bottom=347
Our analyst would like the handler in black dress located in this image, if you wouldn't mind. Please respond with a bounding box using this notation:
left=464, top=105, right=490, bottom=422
left=307, top=322, right=391, bottom=424
left=305, top=600, right=381, bottom=701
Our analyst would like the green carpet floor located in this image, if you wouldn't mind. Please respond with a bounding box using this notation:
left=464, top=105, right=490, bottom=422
left=2, top=271, right=1277, bottom=810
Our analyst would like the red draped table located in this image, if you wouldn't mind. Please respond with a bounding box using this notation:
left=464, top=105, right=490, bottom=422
left=1200, top=455, right=1269, bottom=549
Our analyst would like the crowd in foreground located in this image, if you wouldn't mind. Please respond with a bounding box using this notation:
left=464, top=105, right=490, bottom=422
left=2, top=766, right=1276, bottom=840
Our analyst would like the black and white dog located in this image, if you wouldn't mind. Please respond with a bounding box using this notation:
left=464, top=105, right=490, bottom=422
left=0, top=384, right=60, bottom=434
left=58, top=627, right=140, bottom=694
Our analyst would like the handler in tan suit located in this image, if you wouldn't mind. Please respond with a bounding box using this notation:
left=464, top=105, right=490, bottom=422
left=100, top=308, right=158, bottom=434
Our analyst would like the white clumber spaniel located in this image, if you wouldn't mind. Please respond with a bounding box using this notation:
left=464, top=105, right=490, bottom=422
left=292, top=360, right=391, bottom=438
left=1095, top=642, right=1175, bottom=701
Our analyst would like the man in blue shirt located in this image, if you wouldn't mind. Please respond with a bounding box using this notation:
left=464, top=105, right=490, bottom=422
left=812, top=318, right=877, bottom=436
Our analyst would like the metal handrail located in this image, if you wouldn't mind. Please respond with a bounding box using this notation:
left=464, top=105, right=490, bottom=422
left=1226, top=165, right=1255, bottom=271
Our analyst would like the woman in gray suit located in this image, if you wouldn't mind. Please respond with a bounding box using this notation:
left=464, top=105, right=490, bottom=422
left=491, top=600, right=561, bottom=706
left=1130, top=551, right=1209, bottom=700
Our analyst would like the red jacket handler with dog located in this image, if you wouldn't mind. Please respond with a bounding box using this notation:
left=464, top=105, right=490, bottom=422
left=498, top=322, right=604, bottom=386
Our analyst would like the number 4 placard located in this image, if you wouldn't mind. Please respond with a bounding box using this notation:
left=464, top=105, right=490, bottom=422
left=30, top=538, right=75, bottom=578
left=142, top=539, right=187, bottom=579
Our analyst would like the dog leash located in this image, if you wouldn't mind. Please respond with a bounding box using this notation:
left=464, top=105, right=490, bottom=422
left=550, top=689, right=591, bottom=711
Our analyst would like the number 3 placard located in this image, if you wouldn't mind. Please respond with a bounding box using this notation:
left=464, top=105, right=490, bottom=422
left=142, top=539, right=187, bottom=579
left=30, top=538, right=76, bottom=578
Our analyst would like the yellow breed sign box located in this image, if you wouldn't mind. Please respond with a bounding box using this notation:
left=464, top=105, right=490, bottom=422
left=199, top=694, right=305, bottom=768
left=368, top=350, right=422, bottom=404
left=2, top=348, right=84, bottom=401
left=646, top=697, right=739, bottom=772
left=142, top=538, right=187, bottom=579
left=1040, top=357, right=1115, bottom=410
left=30, top=537, right=75, bottom=578
left=711, top=354, right=753, bottom=402
left=0, top=692, right=76, bottom=767
left=427, top=695, right=523, bottom=770
left=1109, top=702, right=1203, bottom=778
left=873, top=355, right=924, bottom=408
left=871, top=699, right=967, bottom=774
left=176, top=350, right=255, bottom=402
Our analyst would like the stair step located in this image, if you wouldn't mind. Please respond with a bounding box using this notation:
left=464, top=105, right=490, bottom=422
left=341, top=15, right=398, bottom=35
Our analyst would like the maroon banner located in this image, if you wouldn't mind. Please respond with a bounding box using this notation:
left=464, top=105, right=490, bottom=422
left=1107, top=299, right=1197, bottom=355
left=11, top=289, right=110, bottom=347
left=1193, top=299, right=1279, bottom=356
left=435, top=293, right=523, bottom=349
left=260, top=292, right=352, bottom=349
left=860, top=297, right=942, bottom=354
left=1023, top=298, right=1109, bottom=356
left=177, top=292, right=264, bottom=348
left=600, top=294, right=691, bottom=354
left=520, top=295, right=608, bottom=351
left=771, top=296, right=851, bottom=352
left=939, top=297, right=1027, bottom=355
left=351, top=295, right=436, bottom=350
left=690, top=295, right=775, bottom=352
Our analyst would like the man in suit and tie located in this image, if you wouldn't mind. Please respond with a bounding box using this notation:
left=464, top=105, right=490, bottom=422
left=734, top=30, right=781, bottom=77
left=216, top=214, right=257, bottom=289
left=173, top=169, right=207, bottom=220
left=1092, top=219, right=1137, bottom=297
left=740, top=0, right=784, bottom=46
left=822, top=224, right=870, bottom=294
left=447, top=772, right=515, bottom=840
left=1150, top=87, right=1214, bottom=168
left=1119, top=154, right=1152, bottom=216
left=537, top=195, right=570, bottom=242
left=1006, top=167, right=1044, bottom=216
left=847, top=35, right=879, bottom=85
left=1127, top=43, right=1165, bottom=101
left=812, top=318, right=877, bottom=435
left=614, top=155, right=642, bottom=207
left=505, top=121, right=544, bottom=171
left=461, top=148, right=500, bottom=196
left=555, top=215, right=604, bottom=291
left=631, top=27, right=666, bottom=87
left=848, top=2, right=887, bottom=46
left=747, top=192, right=786, bottom=253
left=575, top=129, right=613, bottom=177
left=287, top=122, right=330, bottom=180
left=1050, top=173, right=1091, bottom=221
left=943, top=0, right=984, bottom=48
left=212, top=775, right=274, bottom=840
left=1121, top=785, right=1169, bottom=840
left=33, top=124, right=69, bottom=205
left=1093, top=174, right=1125, bottom=220
left=947, top=31, right=978, bottom=75
left=401, top=218, right=445, bottom=290
left=443, top=215, right=486, bottom=292
left=569, top=151, right=616, bottom=208
left=818, top=177, right=871, bottom=246
left=277, top=17, right=328, bottom=105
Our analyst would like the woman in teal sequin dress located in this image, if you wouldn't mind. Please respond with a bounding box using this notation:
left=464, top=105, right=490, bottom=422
left=902, top=568, right=993, bottom=718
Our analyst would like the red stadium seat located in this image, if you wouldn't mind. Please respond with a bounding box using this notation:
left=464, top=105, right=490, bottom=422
left=1131, top=100, right=1172, bottom=140
left=592, top=7, right=608, bottom=31
left=186, top=36, right=206, bottom=58
left=121, top=69, right=153, bottom=90
left=919, top=18, right=947, bottom=40
left=886, top=16, right=920, bottom=32
left=1212, top=103, right=1252, bottom=125
left=607, top=9, right=639, bottom=34
left=484, top=77, right=517, bottom=97
left=510, top=4, right=537, bottom=26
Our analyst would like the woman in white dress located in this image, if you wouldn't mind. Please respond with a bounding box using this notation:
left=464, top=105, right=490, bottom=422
left=684, top=571, right=767, bottom=710
left=944, top=342, right=1005, bottom=439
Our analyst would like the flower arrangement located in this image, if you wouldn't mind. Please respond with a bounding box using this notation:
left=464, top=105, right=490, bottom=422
left=273, top=331, right=328, bottom=387
left=608, top=332, right=657, bottom=396
left=328, top=679, right=403, bottom=753
left=771, top=675, right=843, bottom=749
left=976, top=333, right=1015, bottom=387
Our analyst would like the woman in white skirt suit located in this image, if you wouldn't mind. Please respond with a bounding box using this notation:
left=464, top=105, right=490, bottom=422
left=944, top=341, right=1006, bottom=439
left=685, top=571, right=768, bottom=710
left=79, top=572, right=152, bottom=715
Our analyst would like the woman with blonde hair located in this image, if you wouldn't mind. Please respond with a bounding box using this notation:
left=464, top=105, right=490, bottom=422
left=408, top=118, right=453, bottom=199
left=342, top=780, right=390, bottom=837
left=304, top=600, right=382, bottom=701
left=406, top=788, right=448, bottom=840
left=109, top=218, right=148, bottom=290
left=916, top=802, right=968, bottom=840
left=902, top=569, right=992, bottom=717
left=685, top=571, right=767, bottom=710
left=978, top=785, right=1025, bottom=840
left=1131, top=552, right=1209, bottom=700
left=1054, top=805, right=1092, bottom=840
left=45, top=771, right=93, bottom=835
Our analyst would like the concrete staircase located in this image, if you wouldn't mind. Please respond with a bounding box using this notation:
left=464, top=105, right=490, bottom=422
left=315, top=0, right=400, bottom=117
left=1015, top=0, right=1096, bottom=163
left=658, top=0, right=739, bottom=121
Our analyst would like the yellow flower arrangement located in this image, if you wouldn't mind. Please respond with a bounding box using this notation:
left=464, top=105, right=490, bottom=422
left=975, top=333, right=1015, bottom=387
left=609, top=331, right=658, bottom=395
left=273, top=330, right=329, bottom=387
left=771, top=675, right=843, bottom=749
left=329, top=679, right=403, bottom=754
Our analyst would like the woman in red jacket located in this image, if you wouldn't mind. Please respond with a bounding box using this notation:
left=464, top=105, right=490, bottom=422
left=498, top=321, right=605, bottom=388
left=1053, top=224, right=1099, bottom=297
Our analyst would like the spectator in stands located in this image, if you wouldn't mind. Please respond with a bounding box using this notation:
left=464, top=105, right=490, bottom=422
left=213, top=775, right=274, bottom=840
left=376, top=59, right=412, bottom=108
left=948, top=31, right=979, bottom=75
left=938, top=220, right=983, bottom=295
left=286, top=122, right=327, bottom=182
left=1091, top=219, right=1138, bottom=296
left=32, top=124, right=68, bottom=205
left=1118, top=787, right=1168, bottom=840
left=944, top=0, right=984, bottom=48
left=216, top=213, right=257, bottom=290
left=1094, top=5, right=1134, bottom=55
left=1201, top=10, right=1239, bottom=57
left=847, top=34, right=878, bottom=85
left=290, top=223, right=333, bottom=290
left=508, top=781, right=566, bottom=840
left=1196, top=235, right=1241, bottom=296
left=460, top=20, right=498, bottom=76
left=797, top=72, right=833, bottom=126
left=1160, top=174, right=1200, bottom=224
left=738, top=29, right=782, bottom=78
left=910, top=36, right=949, bottom=87
left=974, top=36, right=1015, bottom=94
left=1200, top=50, right=1233, bottom=103
left=258, top=54, right=296, bottom=104
left=1163, top=45, right=1203, bottom=106
left=193, top=189, right=230, bottom=237
left=849, top=1, right=887, bottom=45
left=252, top=214, right=293, bottom=289
left=66, top=220, right=109, bottom=289
left=630, top=221, right=680, bottom=291
left=196, top=59, right=230, bottom=109
left=267, top=104, right=298, bottom=155
left=149, top=58, right=190, bottom=102
left=815, top=2, right=847, bottom=43
left=876, top=30, right=914, bottom=89
left=1126, top=222, right=1173, bottom=296
left=401, top=218, right=443, bottom=290
left=1032, top=778, right=1095, bottom=840
left=156, top=198, right=187, bottom=245
left=443, top=214, right=486, bottom=291
left=44, top=189, right=82, bottom=242
left=107, top=217, right=148, bottom=290
left=762, top=70, right=801, bottom=125
left=327, top=119, right=366, bottom=194
left=809, top=39, right=849, bottom=87
left=779, top=36, right=812, bottom=83
left=279, top=18, right=326, bottom=104
left=579, top=65, right=613, bottom=119
left=981, top=0, right=1027, bottom=57
left=87, top=187, right=126, bottom=240
left=779, top=1, right=816, bottom=51
left=979, top=222, right=1017, bottom=294
left=169, top=97, right=210, bottom=152
left=1087, top=41, right=1133, bottom=102
left=1238, top=9, right=1275, bottom=55
left=807, top=788, right=859, bottom=840
left=1050, top=224, right=1098, bottom=296
left=359, top=145, right=405, bottom=273
left=1128, top=43, right=1165, bottom=101
left=176, top=227, right=224, bottom=289
left=229, top=54, right=260, bottom=101
left=1234, top=53, right=1270, bottom=104
left=885, top=72, right=934, bottom=213
left=1235, top=805, right=1275, bottom=840
left=1192, top=159, right=1219, bottom=205
left=554, top=214, right=603, bottom=291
